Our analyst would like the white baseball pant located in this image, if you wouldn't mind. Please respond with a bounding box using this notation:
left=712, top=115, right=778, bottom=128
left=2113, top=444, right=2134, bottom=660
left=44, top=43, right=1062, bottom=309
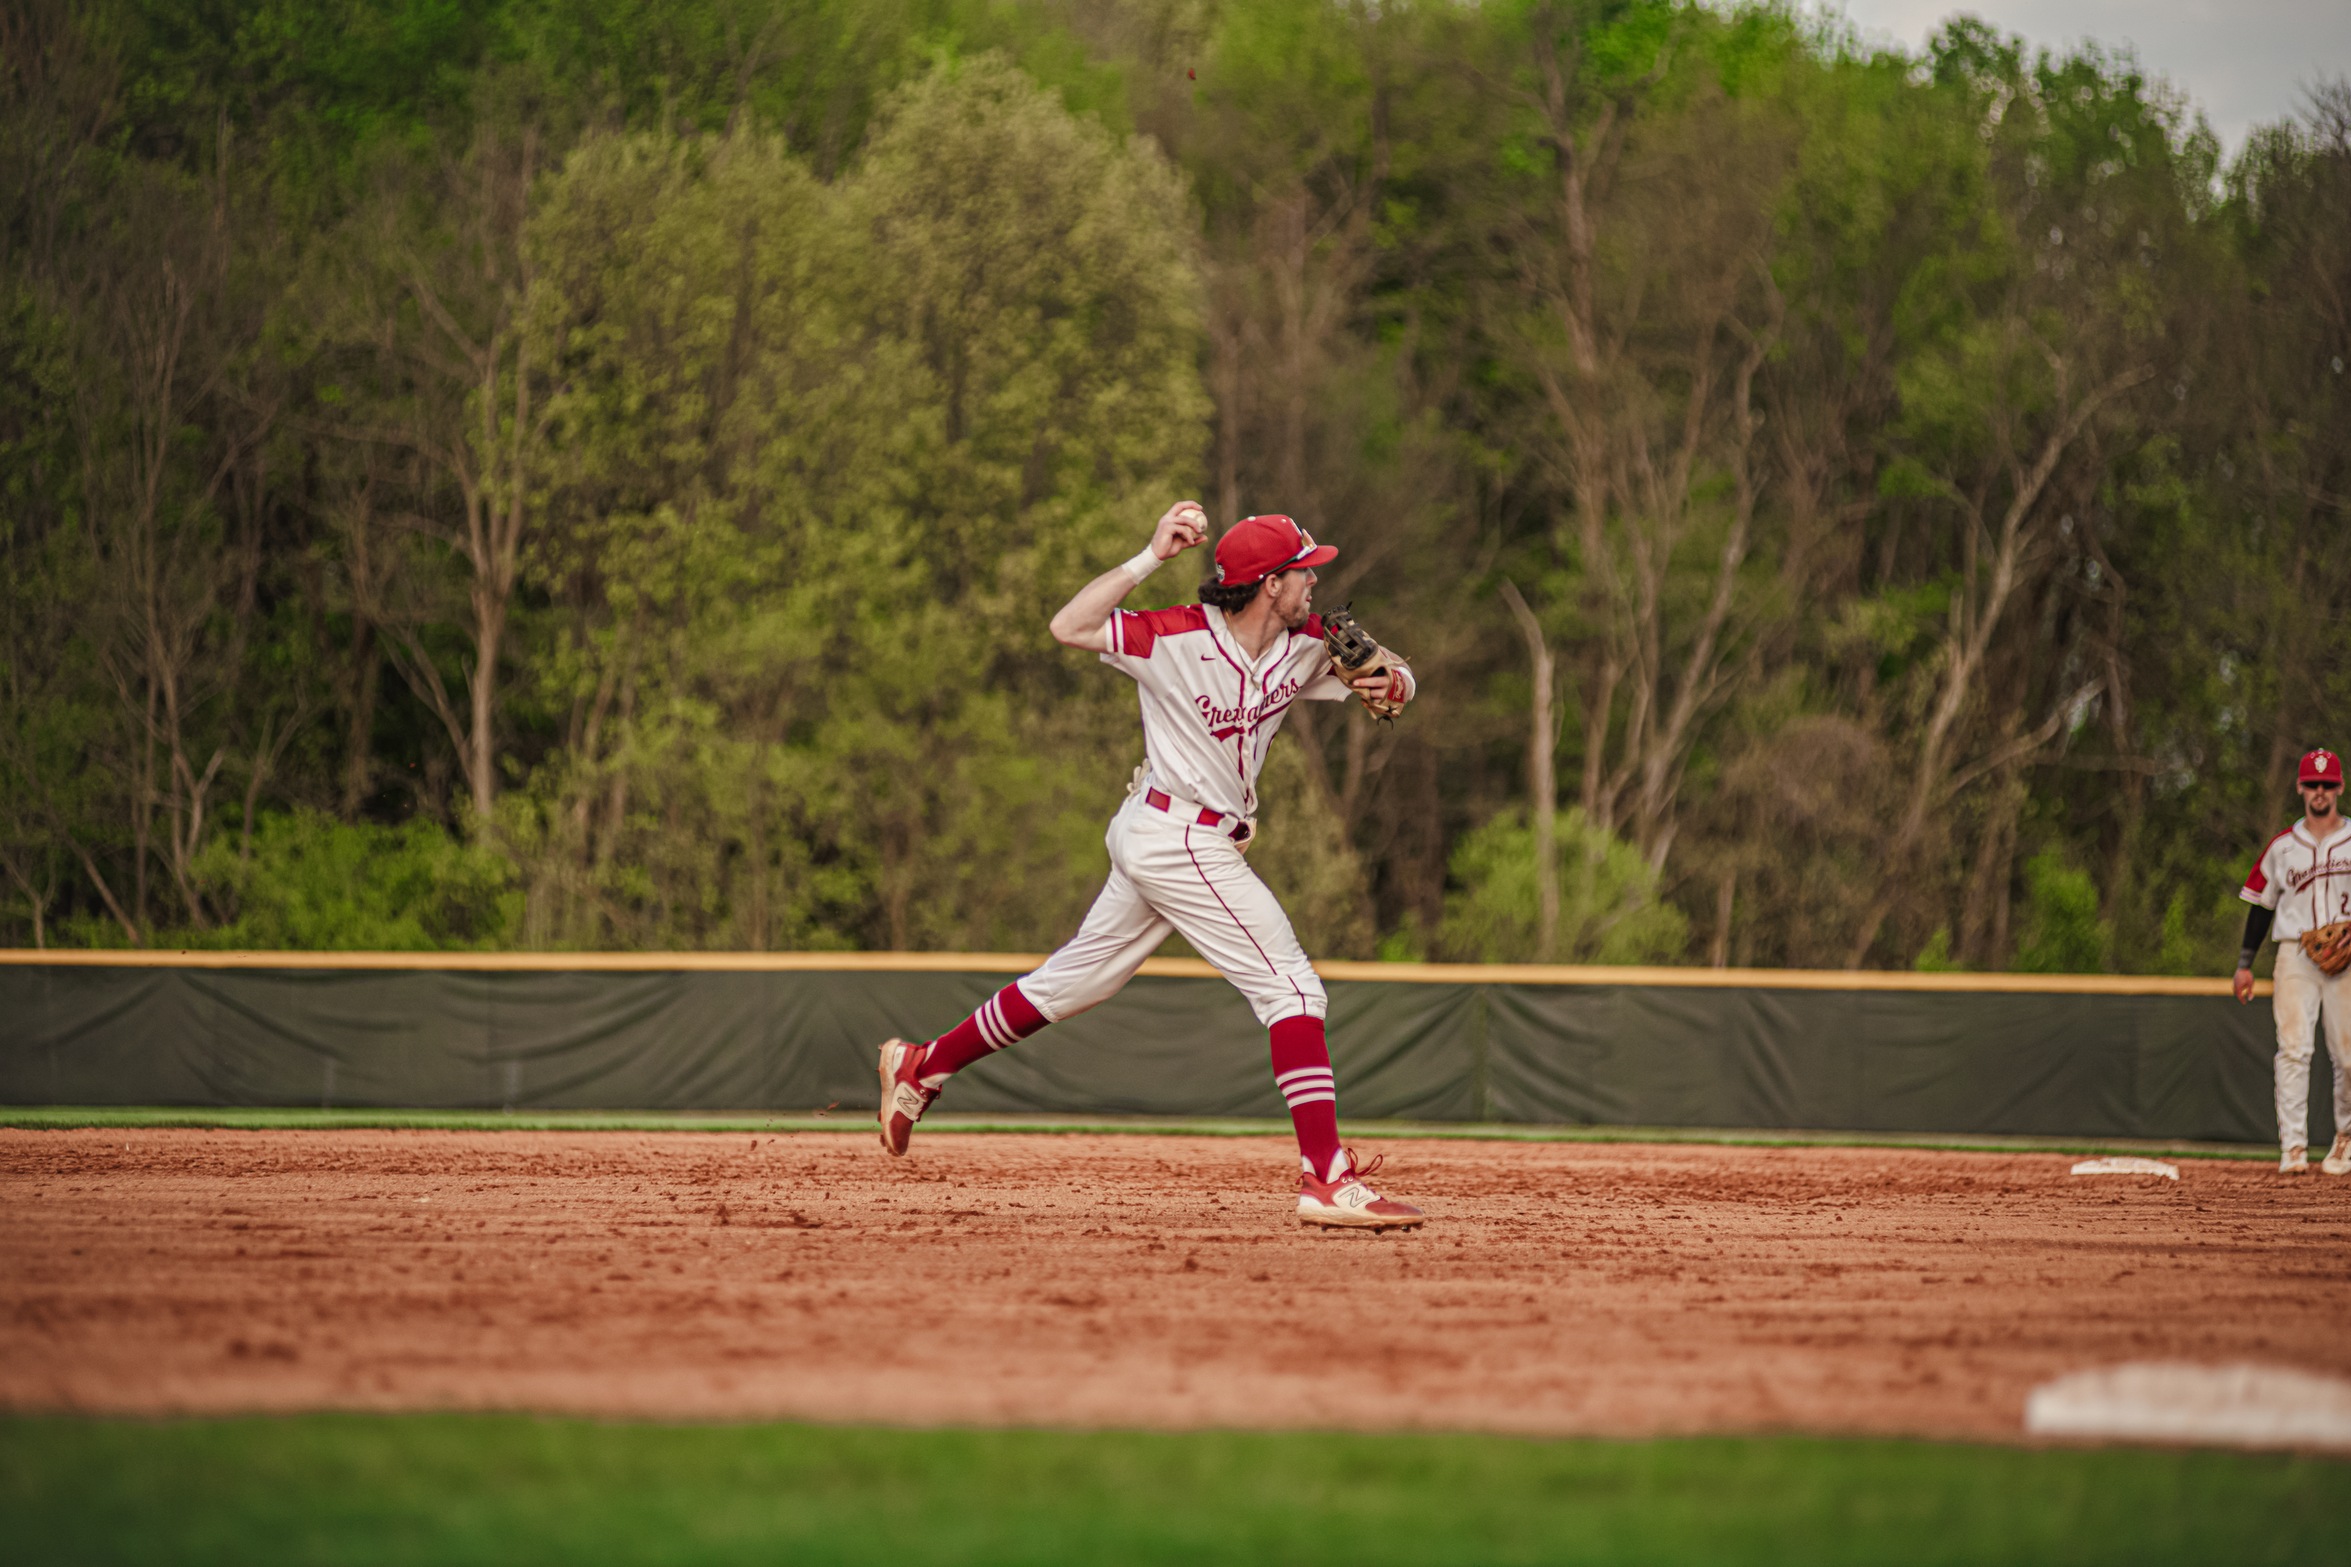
left=2270, top=941, right=2351, bottom=1153
left=1017, top=792, right=1327, bottom=1028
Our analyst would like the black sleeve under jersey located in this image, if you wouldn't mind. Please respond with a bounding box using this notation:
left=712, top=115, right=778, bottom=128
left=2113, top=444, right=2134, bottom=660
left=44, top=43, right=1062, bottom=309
left=2240, top=904, right=2275, bottom=968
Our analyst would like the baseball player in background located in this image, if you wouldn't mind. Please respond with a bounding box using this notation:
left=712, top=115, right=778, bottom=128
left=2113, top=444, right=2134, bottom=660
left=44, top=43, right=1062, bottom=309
left=2234, top=747, right=2351, bottom=1174
left=875, top=501, right=1426, bottom=1229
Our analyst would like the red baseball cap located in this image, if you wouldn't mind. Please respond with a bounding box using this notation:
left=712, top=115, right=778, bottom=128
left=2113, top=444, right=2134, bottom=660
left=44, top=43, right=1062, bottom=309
left=2301, top=748, right=2343, bottom=785
left=1213, top=514, right=1337, bottom=587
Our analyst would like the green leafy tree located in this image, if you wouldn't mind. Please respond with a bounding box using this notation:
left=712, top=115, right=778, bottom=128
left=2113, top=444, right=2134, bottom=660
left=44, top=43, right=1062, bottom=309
left=186, top=809, right=517, bottom=950
left=507, top=125, right=851, bottom=947
left=826, top=54, right=1209, bottom=948
left=2011, top=847, right=2111, bottom=973
left=1439, top=806, right=1688, bottom=963
left=504, top=57, right=1208, bottom=950
left=0, top=283, right=108, bottom=947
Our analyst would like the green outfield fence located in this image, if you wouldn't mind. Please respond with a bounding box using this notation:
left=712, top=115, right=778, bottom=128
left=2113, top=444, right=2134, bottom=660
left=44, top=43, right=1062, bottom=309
left=0, top=951, right=2315, bottom=1147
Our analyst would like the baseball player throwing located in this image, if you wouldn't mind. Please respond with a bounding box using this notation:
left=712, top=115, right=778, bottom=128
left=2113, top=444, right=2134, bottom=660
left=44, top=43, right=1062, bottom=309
left=876, top=502, right=1425, bottom=1229
left=2234, top=747, right=2351, bottom=1174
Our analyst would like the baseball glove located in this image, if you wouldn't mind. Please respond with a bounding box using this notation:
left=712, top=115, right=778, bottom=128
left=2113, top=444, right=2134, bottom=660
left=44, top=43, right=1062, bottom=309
left=2300, top=920, right=2351, bottom=976
left=1320, top=604, right=1408, bottom=722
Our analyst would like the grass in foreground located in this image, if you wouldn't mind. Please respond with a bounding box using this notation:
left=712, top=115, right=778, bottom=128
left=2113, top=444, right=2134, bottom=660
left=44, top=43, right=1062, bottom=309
left=0, top=1105, right=2273, bottom=1160
left=2, top=1416, right=2343, bottom=1566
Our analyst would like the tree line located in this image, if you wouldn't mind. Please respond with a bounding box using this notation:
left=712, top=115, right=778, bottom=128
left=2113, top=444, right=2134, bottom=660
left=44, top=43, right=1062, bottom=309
left=2, top=0, right=2345, bottom=972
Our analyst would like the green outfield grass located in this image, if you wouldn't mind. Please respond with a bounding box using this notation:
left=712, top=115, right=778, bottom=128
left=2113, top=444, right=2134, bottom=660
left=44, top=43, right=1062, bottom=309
left=0, top=1104, right=2275, bottom=1160
left=1, top=1416, right=2342, bottom=1566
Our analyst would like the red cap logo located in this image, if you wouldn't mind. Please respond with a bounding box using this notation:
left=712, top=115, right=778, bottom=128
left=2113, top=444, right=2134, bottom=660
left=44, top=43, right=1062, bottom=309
left=2301, top=749, right=2342, bottom=785
left=1214, top=514, right=1338, bottom=587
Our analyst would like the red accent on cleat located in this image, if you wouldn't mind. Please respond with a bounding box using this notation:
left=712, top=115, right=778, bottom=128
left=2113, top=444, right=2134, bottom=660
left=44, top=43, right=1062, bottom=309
left=877, top=1038, right=935, bottom=1156
left=1297, top=1149, right=1424, bottom=1230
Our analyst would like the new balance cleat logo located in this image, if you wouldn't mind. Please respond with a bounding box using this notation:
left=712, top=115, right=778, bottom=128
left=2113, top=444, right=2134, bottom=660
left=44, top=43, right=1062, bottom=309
left=1298, top=1159, right=1425, bottom=1230
left=876, top=1038, right=937, bottom=1158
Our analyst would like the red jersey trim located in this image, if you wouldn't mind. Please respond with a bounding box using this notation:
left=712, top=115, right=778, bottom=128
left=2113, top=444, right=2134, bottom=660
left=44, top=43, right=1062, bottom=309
left=1111, top=604, right=1209, bottom=660
left=2243, top=825, right=2295, bottom=896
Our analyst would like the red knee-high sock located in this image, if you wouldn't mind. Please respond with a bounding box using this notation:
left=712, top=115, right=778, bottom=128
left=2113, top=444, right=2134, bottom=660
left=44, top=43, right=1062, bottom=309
left=1270, top=1015, right=1344, bottom=1181
left=919, top=981, right=1048, bottom=1086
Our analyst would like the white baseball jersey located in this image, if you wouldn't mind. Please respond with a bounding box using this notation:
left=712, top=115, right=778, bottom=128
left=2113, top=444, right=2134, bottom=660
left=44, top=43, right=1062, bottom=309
left=1099, top=604, right=1413, bottom=821
left=2240, top=819, right=2351, bottom=940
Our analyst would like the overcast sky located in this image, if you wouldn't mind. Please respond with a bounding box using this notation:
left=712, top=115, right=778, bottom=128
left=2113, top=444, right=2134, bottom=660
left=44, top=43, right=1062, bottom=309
left=1812, top=0, right=2351, bottom=154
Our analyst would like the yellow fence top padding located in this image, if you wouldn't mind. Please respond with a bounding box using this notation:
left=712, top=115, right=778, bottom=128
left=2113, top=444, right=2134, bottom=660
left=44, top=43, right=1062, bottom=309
left=0, top=948, right=2263, bottom=996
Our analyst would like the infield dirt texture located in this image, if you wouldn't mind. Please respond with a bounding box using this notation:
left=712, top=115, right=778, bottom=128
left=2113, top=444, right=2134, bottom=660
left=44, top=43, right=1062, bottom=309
left=5, top=1127, right=2345, bottom=1439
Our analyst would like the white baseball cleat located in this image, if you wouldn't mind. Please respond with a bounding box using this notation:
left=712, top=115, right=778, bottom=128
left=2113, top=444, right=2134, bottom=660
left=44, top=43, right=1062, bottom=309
left=2322, top=1133, right=2351, bottom=1176
left=2280, top=1145, right=2309, bottom=1174
left=876, top=1038, right=935, bottom=1157
left=1298, top=1150, right=1425, bottom=1231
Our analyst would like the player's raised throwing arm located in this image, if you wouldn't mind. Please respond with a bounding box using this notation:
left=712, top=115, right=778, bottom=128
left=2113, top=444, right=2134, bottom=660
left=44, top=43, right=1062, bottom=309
left=1046, top=501, right=1208, bottom=653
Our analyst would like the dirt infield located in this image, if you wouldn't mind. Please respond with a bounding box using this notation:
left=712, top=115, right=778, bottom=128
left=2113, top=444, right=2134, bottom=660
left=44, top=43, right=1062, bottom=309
left=3, top=1128, right=2345, bottom=1441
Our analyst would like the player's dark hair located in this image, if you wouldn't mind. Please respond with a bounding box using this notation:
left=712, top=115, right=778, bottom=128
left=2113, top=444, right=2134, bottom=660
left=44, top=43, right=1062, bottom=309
left=1199, top=573, right=1262, bottom=613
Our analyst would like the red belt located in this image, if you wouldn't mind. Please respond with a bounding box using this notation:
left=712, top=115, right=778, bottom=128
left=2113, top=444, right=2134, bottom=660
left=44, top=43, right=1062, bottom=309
left=1144, top=787, right=1251, bottom=844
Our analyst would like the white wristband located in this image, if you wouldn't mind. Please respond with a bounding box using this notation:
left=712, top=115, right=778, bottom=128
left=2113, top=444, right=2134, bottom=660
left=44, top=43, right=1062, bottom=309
left=1123, top=548, right=1163, bottom=584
